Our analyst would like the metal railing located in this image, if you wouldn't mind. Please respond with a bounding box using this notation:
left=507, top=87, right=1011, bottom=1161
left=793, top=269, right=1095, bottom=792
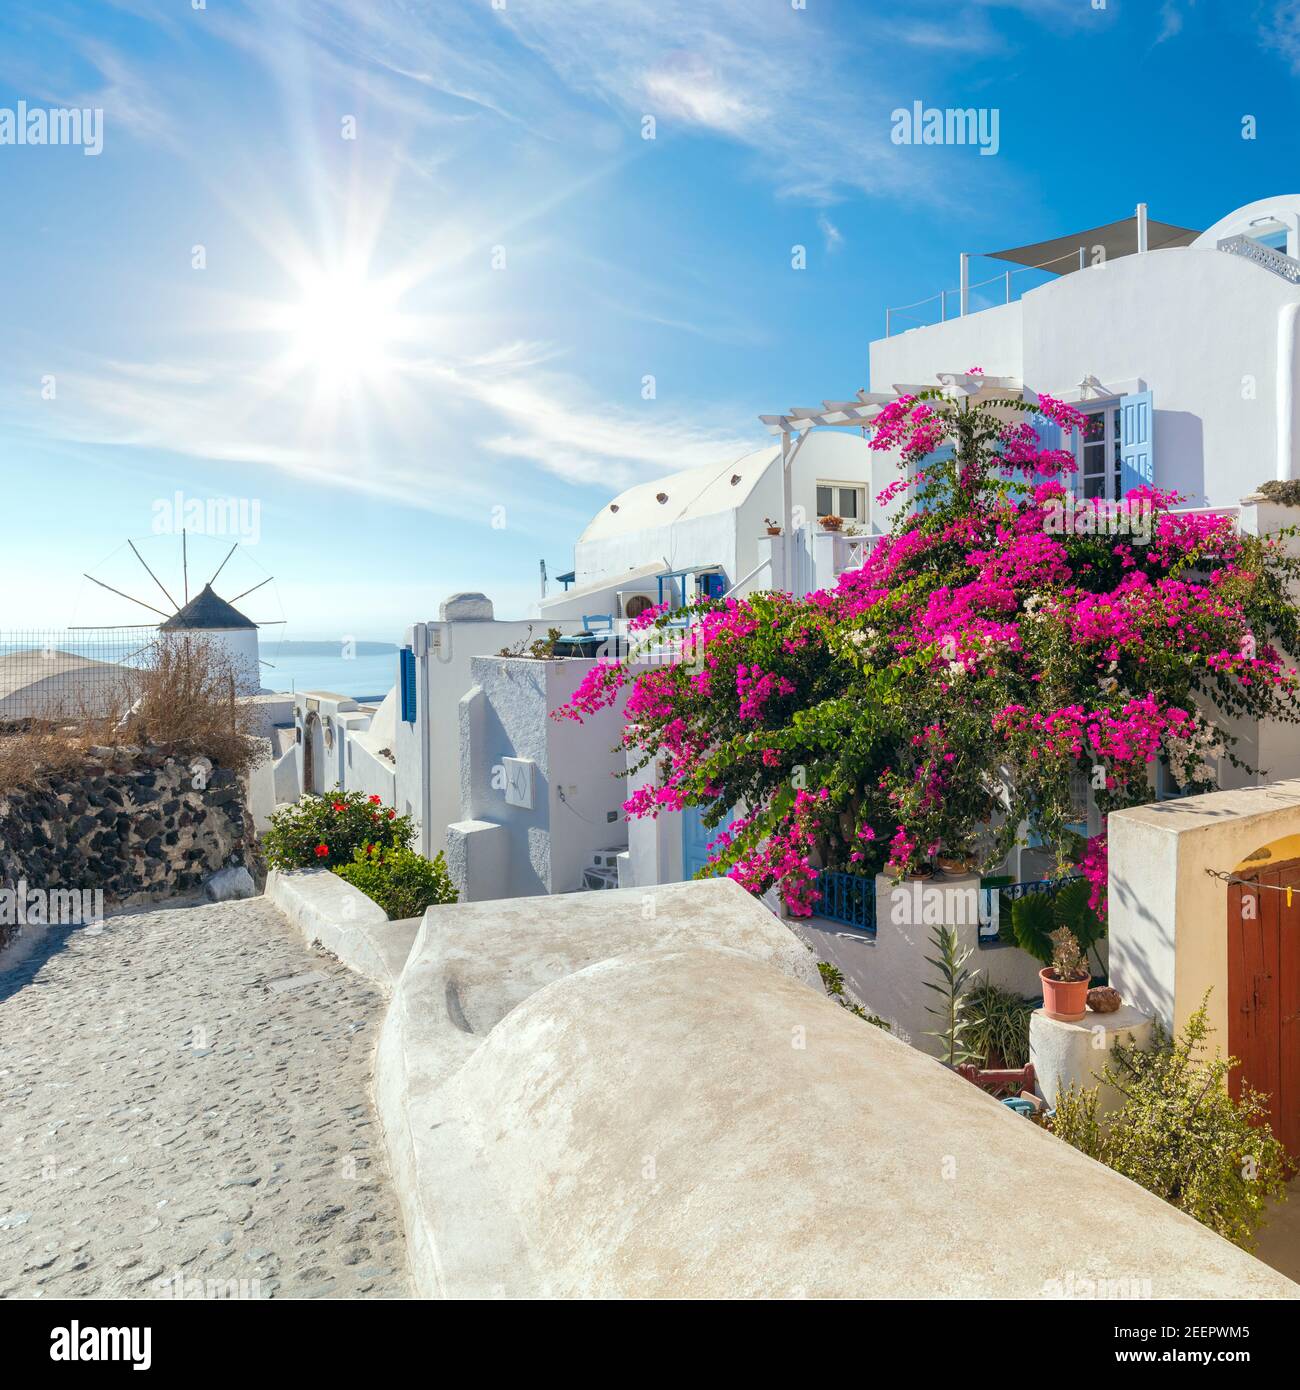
left=812, top=868, right=1082, bottom=941
left=814, top=870, right=877, bottom=934
left=1216, top=234, right=1300, bottom=285
left=999, top=874, right=1082, bottom=903
left=0, top=627, right=156, bottom=723
left=885, top=248, right=1087, bottom=337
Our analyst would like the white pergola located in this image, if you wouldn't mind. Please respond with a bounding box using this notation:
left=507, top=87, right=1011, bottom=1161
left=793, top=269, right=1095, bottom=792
left=757, top=373, right=1025, bottom=584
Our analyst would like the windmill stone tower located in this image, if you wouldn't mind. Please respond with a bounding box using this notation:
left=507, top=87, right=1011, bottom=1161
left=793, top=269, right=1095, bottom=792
left=158, top=584, right=262, bottom=695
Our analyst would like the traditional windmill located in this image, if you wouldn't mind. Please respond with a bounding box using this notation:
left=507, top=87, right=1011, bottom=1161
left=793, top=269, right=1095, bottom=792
left=80, top=533, right=283, bottom=695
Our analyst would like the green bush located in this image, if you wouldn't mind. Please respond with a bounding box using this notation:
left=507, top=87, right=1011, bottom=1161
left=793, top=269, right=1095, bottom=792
left=1052, top=994, right=1289, bottom=1249
left=262, top=790, right=415, bottom=870
left=965, top=982, right=1034, bottom=1069
left=334, top=843, right=457, bottom=920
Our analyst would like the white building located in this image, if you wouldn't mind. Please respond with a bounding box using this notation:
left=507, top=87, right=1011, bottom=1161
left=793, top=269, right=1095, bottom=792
left=867, top=195, right=1300, bottom=513
left=274, top=195, right=1300, bottom=905
left=537, top=430, right=875, bottom=623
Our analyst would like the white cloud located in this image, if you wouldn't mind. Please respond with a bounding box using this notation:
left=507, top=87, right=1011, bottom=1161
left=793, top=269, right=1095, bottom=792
left=818, top=214, right=844, bottom=254
left=16, top=337, right=757, bottom=536
left=1261, top=1, right=1300, bottom=72
left=1155, top=0, right=1191, bottom=45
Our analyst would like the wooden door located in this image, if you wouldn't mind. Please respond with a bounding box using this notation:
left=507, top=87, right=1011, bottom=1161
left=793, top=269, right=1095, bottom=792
left=1228, top=860, right=1300, bottom=1156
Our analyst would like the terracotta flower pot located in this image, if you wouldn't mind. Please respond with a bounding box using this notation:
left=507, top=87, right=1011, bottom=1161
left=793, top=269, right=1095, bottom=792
left=766, top=527, right=782, bottom=536
left=1040, top=967, right=1089, bottom=1022
left=820, top=517, right=843, bottom=532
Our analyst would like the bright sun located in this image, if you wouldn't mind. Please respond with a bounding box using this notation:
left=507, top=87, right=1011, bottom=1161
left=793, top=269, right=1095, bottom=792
left=281, top=262, right=403, bottom=386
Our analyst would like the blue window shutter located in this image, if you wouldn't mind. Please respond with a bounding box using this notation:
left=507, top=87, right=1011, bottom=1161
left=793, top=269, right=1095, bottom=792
left=399, top=646, right=417, bottom=723
left=1032, top=412, right=1061, bottom=454
left=1119, top=391, right=1154, bottom=494
left=910, top=443, right=954, bottom=509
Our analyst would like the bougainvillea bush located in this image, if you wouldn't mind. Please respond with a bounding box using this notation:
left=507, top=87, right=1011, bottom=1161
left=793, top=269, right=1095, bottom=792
left=556, top=385, right=1300, bottom=917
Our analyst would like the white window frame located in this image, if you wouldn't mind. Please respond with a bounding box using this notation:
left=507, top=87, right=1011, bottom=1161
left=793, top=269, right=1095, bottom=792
left=1071, top=401, right=1122, bottom=502
left=815, top=479, right=867, bottom=522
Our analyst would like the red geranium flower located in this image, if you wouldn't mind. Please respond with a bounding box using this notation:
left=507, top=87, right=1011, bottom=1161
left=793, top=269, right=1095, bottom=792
left=386, top=809, right=396, bottom=819
left=368, top=794, right=382, bottom=804
left=332, top=802, right=346, bottom=812
left=314, top=843, right=329, bottom=858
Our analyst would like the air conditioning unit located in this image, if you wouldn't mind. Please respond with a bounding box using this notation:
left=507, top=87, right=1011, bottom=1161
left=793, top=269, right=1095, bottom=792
left=617, top=590, right=658, bottom=621
left=582, top=866, right=619, bottom=891
left=590, top=846, right=623, bottom=871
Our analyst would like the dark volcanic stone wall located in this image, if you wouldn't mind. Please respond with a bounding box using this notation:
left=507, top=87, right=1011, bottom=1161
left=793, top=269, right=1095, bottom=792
left=0, top=745, right=256, bottom=922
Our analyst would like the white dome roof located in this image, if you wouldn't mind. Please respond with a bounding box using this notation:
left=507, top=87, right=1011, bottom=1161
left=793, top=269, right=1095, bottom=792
left=579, top=431, right=873, bottom=542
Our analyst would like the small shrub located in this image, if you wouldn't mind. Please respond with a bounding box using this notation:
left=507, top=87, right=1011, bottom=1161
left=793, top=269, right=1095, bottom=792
left=816, top=960, right=890, bottom=1029
left=965, top=982, right=1034, bottom=1069
left=262, top=790, right=414, bottom=870
left=497, top=626, right=563, bottom=660
left=818, top=961, right=845, bottom=996
left=124, top=634, right=264, bottom=776
left=334, top=843, right=457, bottom=920
left=1051, top=994, right=1289, bottom=1249
left=0, top=634, right=263, bottom=792
left=923, top=922, right=979, bottom=1066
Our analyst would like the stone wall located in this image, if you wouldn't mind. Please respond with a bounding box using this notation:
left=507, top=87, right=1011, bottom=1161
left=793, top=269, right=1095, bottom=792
left=0, top=745, right=257, bottom=931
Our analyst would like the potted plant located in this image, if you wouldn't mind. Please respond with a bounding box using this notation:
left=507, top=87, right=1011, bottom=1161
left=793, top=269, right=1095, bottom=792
left=763, top=517, right=782, bottom=536
left=819, top=513, right=844, bottom=532
left=1041, top=926, right=1090, bottom=1021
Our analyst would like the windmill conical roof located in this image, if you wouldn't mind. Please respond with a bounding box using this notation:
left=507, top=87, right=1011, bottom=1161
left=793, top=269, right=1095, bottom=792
left=158, top=584, right=257, bottom=631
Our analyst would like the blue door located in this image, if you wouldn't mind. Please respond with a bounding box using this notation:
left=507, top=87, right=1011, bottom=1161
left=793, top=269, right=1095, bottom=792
left=1118, top=390, right=1154, bottom=494
left=683, top=804, right=732, bottom=879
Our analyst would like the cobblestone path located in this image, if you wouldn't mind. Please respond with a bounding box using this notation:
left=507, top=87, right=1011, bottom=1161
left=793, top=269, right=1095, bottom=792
left=0, top=898, right=409, bottom=1299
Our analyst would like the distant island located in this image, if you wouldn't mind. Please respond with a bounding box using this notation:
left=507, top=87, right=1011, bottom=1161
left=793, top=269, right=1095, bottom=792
left=266, top=639, right=398, bottom=656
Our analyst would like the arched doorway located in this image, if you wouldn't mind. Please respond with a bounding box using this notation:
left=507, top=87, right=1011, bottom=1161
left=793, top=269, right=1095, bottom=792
left=302, top=710, right=324, bottom=796
left=1227, top=847, right=1300, bottom=1157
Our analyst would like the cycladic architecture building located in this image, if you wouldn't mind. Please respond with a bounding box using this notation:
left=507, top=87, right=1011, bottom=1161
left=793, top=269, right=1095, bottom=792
left=274, top=194, right=1300, bottom=905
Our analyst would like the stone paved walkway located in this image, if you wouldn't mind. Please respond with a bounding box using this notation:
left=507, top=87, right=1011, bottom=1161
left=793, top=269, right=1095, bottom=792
left=0, top=898, right=409, bottom=1299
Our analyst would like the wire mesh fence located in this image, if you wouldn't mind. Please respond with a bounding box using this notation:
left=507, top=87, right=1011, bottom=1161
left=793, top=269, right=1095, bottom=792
left=0, top=627, right=159, bottom=724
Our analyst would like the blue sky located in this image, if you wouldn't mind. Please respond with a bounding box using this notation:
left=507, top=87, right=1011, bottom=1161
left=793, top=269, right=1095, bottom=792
left=2, top=0, right=1299, bottom=638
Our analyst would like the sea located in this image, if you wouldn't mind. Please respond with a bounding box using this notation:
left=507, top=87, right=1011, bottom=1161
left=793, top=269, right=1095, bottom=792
left=259, top=644, right=398, bottom=702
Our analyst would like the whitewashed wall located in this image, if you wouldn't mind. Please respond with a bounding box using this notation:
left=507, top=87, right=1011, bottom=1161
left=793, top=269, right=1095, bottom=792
left=392, top=595, right=582, bottom=860
left=450, top=655, right=631, bottom=901
left=870, top=240, right=1300, bottom=504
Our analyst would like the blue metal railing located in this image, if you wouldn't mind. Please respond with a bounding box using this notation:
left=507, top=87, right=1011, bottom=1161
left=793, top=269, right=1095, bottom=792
left=999, top=875, right=1081, bottom=903
left=814, top=870, right=877, bottom=934
left=811, top=870, right=1081, bottom=941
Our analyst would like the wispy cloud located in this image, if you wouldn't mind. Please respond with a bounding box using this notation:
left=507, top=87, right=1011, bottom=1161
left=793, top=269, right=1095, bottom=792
left=14, top=335, right=756, bottom=532
left=476, top=0, right=934, bottom=205
left=1155, top=0, right=1192, bottom=45
left=877, top=19, right=1002, bottom=54
left=818, top=214, right=844, bottom=254
left=1261, top=1, right=1300, bottom=72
